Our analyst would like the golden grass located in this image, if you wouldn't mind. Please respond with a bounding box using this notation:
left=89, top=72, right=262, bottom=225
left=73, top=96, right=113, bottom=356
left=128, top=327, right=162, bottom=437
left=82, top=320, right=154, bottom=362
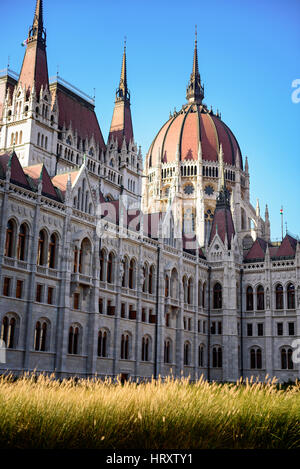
left=0, top=373, right=299, bottom=449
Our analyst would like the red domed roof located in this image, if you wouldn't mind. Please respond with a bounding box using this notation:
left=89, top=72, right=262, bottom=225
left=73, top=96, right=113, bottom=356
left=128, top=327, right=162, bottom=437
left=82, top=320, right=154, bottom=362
left=148, top=103, right=243, bottom=169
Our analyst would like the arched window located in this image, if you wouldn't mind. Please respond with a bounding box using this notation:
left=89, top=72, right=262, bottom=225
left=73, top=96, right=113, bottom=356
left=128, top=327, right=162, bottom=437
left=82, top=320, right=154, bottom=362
left=165, top=275, right=169, bottom=297
left=164, top=339, right=171, bottom=364
left=198, top=281, right=202, bottom=307
left=182, top=276, right=188, bottom=303
left=37, top=230, right=47, bottom=265
left=198, top=345, right=204, bottom=367
left=213, top=283, right=222, bottom=309
left=99, top=249, right=106, bottom=281
left=187, top=278, right=193, bottom=305
left=15, top=132, right=18, bottom=145
left=68, top=326, right=79, bottom=355
left=149, top=266, right=154, bottom=294
left=256, top=285, right=264, bottom=311
left=170, top=269, right=178, bottom=299
left=17, top=223, right=27, bottom=261
left=212, top=346, right=222, bottom=368
left=79, top=238, right=91, bottom=275
left=98, top=330, right=108, bottom=357
left=287, top=283, right=295, bottom=309
left=5, top=220, right=16, bottom=258
left=121, top=333, right=130, bottom=359
left=34, top=321, right=48, bottom=351
left=142, top=264, right=148, bottom=293
left=19, top=131, right=22, bottom=144
left=281, top=348, right=293, bottom=369
left=128, top=259, right=136, bottom=289
left=275, top=284, right=284, bottom=310
left=141, top=336, right=150, bottom=362
left=73, top=246, right=79, bottom=273
left=184, top=342, right=190, bottom=366
left=48, top=233, right=57, bottom=269
left=107, top=252, right=114, bottom=284
left=250, top=348, right=262, bottom=369
left=246, top=286, right=253, bottom=311
left=122, top=257, right=128, bottom=287
left=202, top=282, right=206, bottom=308
left=1, top=316, right=16, bottom=349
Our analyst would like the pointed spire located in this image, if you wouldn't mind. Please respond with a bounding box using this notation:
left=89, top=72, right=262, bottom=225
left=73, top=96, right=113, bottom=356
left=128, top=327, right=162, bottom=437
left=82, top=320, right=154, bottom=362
left=116, top=37, right=129, bottom=103
left=265, top=204, right=269, bottom=220
left=186, top=26, right=204, bottom=104
left=245, top=156, right=249, bottom=173
left=18, top=0, right=48, bottom=96
left=108, top=39, right=133, bottom=151
left=256, top=198, right=260, bottom=217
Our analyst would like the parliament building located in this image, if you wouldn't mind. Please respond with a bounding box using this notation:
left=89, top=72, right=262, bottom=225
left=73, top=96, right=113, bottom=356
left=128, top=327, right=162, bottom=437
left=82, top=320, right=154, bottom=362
left=0, top=0, right=299, bottom=382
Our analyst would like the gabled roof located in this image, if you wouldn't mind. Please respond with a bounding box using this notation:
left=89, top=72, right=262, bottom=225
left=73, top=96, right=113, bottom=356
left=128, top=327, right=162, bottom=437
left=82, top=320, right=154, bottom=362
left=0, top=151, right=32, bottom=189
left=209, top=205, right=235, bottom=249
left=244, top=234, right=298, bottom=262
left=274, top=234, right=298, bottom=258
left=24, top=164, right=61, bottom=201
left=51, top=170, right=80, bottom=196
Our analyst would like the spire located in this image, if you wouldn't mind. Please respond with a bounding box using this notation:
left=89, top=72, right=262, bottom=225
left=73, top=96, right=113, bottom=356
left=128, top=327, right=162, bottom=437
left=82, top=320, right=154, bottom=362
left=186, top=26, right=204, bottom=104
left=108, top=39, right=134, bottom=151
left=216, top=144, right=230, bottom=208
left=18, top=0, right=49, bottom=96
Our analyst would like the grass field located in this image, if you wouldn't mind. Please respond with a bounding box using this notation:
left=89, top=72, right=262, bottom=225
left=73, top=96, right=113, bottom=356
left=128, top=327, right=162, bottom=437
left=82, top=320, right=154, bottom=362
left=0, top=373, right=299, bottom=449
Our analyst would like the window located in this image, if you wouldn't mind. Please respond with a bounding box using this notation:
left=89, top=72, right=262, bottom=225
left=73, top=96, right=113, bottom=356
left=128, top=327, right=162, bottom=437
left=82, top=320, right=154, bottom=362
left=198, top=320, right=201, bottom=333
left=98, top=330, right=107, bottom=357
left=121, top=333, right=130, bottom=359
left=275, top=284, right=284, bottom=310
left=211, top=321, right=216, bottom=334
left=247, top=323, right=253, bottom=336
left=121, top=303, right=126, bottom=318
left=277, top=322, right=283, bottom=336
left=165, top=313, right=170, bottom=327
left=203, top=321, right=206, bottom=334
left=47, top=287, right=54, bottom=305
left=17, top=224, right=27, bottom=261
left=165, top=275, right=169, bottom=297
left=36, top=284, right=43, bottom=303
left=141, top=336, right=150, bottom=362
left=107, top=252, right=114, bottom=284
left=37, top=230, right=47, bottom=266
left=164, top=339, right=171, bottom=364
left=73, top=293, right=80, bottom=310
left=246, top=286, right=253, bottom=311
left=198, top=345, right=204, bottom=367
left=250, top=348, right=262, bottom=369
left=128, top=259, right=135, bottom=289
left=184, top=342, right=190, bottom=365
left=281, top=348, right=293, bottom=369
left=213, top=283, right=222, bottom=309
left=288, top=322, right=295, bottom=336
left=212, top=347, right=222, bottom=368
left=98, top=298, right=103, bottom=314
left=68, top=326, right=79, bottom=354
left=257, top=323, right=264, bottom=336
left=3, top=277, right=11, bottom=296
left=256, top=285, right=264, bottom=311
left=218, top=321, right=222, bottom=335
left=287, top=283, right=295, bottom=309
left=149, top=266, right=154, bottom=294
left=48, top=234, right=57, bottom=269
left=1, top=316, right=16, bottom=348
left=5, top=220, right=15, bottom=258
left=34, top=321, right=47, bottom=351
left=187, top=278, right=193, bottom=305
left=16, top=280, right=23, bottom=299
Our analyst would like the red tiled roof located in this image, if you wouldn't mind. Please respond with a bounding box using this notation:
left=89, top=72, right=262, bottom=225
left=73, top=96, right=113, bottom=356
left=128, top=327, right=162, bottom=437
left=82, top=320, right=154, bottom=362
left=209, top=205, right=235, bottom=248
left=275, top=235, right=297, bottom=258
left=0, top=151, right=31, bottom=189
left=51, top=84, right=106, bottom=151
left=148, top=104, right=243, bottom=168
left=108, top=101, right=133, bottom=150
left=51, top=171, right=80, bottom=195
left=24, top=164, right=60, bottom=200
left=244, top=238, right=268, bottom=261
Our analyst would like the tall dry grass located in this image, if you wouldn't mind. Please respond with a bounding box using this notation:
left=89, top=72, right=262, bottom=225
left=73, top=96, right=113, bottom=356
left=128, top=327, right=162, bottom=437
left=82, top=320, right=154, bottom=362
left=0, top=373, right=299, bottom=449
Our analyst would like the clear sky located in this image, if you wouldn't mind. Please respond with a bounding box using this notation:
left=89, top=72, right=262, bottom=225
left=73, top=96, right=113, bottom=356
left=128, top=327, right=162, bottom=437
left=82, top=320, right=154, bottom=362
left=0, top=0, right=299, bottom=241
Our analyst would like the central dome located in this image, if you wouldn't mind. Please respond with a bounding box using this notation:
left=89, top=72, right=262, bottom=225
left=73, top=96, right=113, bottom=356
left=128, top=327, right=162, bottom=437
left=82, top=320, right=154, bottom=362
left=147, top=103, right=243, bottom=169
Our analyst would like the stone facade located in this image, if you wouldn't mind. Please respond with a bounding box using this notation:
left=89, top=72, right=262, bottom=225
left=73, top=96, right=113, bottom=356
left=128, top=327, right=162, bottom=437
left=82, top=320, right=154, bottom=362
left=0, top=0, right=299, bottom=383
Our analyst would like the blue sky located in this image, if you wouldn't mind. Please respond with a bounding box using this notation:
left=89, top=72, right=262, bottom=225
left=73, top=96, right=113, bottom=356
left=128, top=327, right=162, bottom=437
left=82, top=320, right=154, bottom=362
left=1, top=0, right=299, bottom=241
